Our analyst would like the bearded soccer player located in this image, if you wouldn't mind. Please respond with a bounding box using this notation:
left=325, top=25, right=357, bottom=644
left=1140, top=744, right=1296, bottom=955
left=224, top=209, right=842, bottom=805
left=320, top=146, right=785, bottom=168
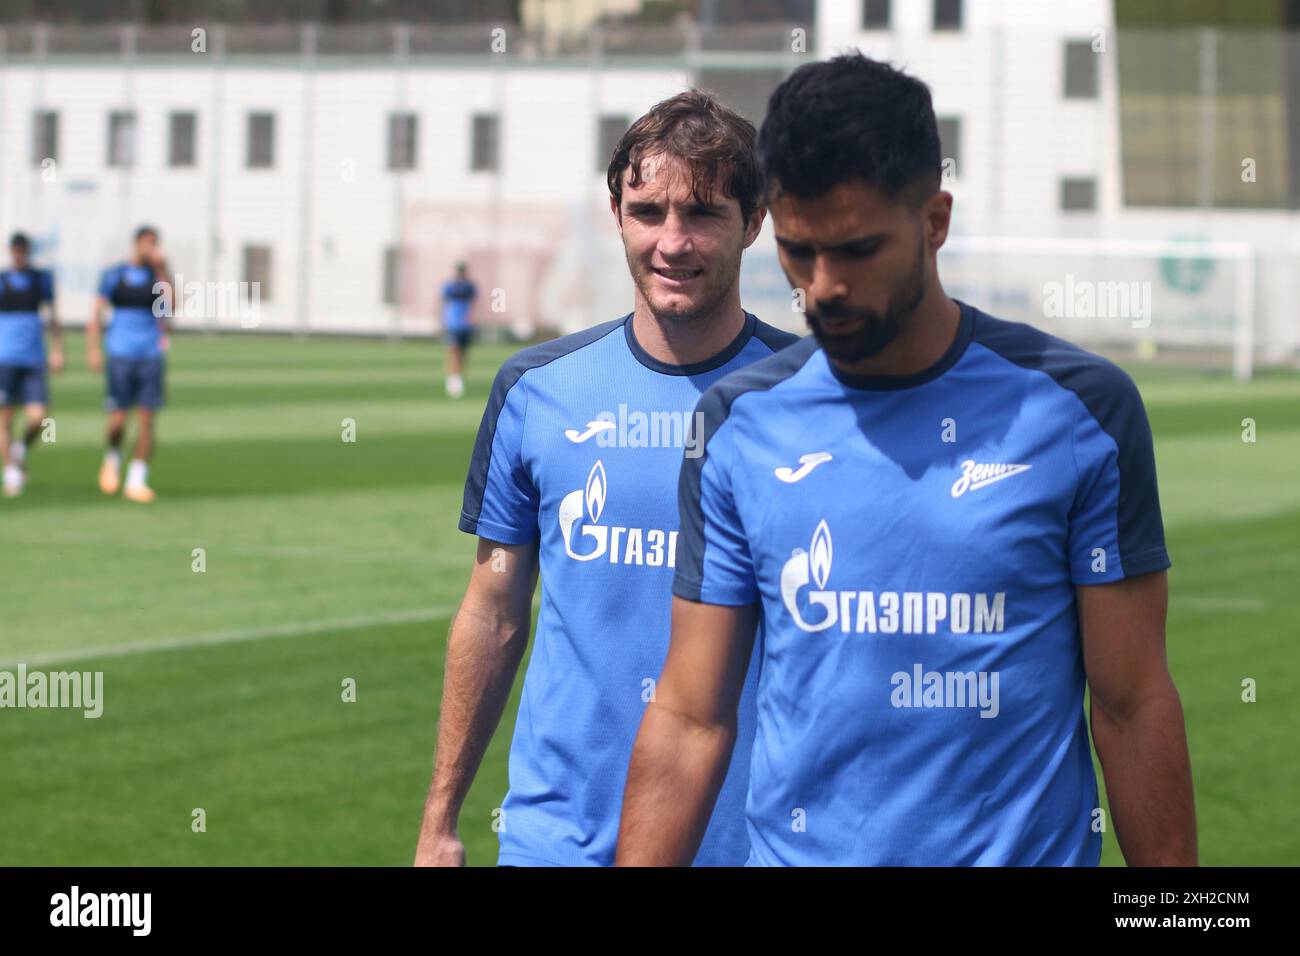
left=0, top=233, right=62, bottom=498
left=414, top=91, right=797, bottom=867
left=86, top=226, right=172, bottom=503
left=617, top=54, right=1196, bottom=866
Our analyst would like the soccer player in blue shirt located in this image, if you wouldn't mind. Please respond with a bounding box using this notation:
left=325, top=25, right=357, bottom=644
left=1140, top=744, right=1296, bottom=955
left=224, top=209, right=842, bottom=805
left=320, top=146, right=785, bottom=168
left=414, top=91, right=799, bottom=867
left=87, top=226, right=172, bottom=503
left=440, top=262, right=477, bottom=399
left=617, top=54, right=1197, bottom=866
left=0, top=233, right=62, bottom=498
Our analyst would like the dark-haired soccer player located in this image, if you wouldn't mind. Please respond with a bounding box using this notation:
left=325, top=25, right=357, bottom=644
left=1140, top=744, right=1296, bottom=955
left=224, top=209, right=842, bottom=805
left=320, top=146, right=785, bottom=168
left=618, top=54, right=1196, bottom=866
left=0, top=233, right=61, bottom=497
left=414, top=91, right=798, bottom=867
left=87, top=226, right=172, bottom=503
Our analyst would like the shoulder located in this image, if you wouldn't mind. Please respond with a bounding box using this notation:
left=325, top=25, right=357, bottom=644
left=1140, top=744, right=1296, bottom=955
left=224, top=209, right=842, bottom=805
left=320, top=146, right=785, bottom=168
left=488, top=316, right=628, bottom=401
left=749, top=315, right=802, bottom=354
left=698, top=333, right=820, bottom=425
left=969, top=307, right=1145, bottom=428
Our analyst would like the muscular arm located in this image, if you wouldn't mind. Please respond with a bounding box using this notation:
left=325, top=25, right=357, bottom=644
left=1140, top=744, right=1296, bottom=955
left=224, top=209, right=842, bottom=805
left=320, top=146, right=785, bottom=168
left=615, top=597, right=757, bottom=866
left=46, top=293, right=64, bottom=373
left=86, top=295, right=107, bottom=370
left=414, top=536, right=538, bottom=865
left=1080, top=571, right=1197, bottom=865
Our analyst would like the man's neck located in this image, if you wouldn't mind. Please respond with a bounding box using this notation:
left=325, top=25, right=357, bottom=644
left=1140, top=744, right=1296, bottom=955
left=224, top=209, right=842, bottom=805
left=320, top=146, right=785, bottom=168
left=829, top=289, right=960, bottom=380
left=630, top=294, right=747, bottom=368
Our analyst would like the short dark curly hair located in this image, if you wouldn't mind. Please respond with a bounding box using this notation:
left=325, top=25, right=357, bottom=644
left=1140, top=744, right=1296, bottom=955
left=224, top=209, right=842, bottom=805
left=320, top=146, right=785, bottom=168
left=607, top=89, right=762, bottom=226
left=758, top=53, right=942, bottom=208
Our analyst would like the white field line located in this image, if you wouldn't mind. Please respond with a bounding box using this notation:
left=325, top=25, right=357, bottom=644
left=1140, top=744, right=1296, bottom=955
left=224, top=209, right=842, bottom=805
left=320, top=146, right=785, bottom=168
left=1177, top=596, right=1269, bottom=613
left=1, top=606, right=458, bottom=669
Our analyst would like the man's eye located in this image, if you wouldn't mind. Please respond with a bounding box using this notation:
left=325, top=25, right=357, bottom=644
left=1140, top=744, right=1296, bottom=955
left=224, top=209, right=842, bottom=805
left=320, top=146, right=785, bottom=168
left=843, top=246, right=879, bottom=259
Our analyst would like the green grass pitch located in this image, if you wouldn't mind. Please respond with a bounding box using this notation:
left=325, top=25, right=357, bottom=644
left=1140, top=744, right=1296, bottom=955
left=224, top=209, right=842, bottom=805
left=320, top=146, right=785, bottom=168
left=0, top=331, right=1295, bottom=865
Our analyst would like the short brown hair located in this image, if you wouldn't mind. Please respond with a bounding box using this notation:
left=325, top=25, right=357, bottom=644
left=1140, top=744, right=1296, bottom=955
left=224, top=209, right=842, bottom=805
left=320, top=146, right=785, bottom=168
left=606, top=89, right=762, bottom=227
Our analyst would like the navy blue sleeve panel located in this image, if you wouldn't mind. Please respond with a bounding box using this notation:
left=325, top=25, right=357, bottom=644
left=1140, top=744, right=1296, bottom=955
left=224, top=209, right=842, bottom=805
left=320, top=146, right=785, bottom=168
left=674, top=386, right=755, bottom=604
left=458, top=318, right=626, bottom=542
left=98, top=266, right=117, bottom=299
left=39, top=270, right=55, bottom=303
left=971, top=310, right=1171, bottom=582
left=751, top=318, right=802, bottom=354
left=674, top=336, right=821, bottom=603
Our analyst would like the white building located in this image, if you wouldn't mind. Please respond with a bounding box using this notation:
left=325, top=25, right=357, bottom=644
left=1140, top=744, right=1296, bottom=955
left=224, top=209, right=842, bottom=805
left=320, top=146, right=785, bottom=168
left=0, top=7, right=1294, bottom=369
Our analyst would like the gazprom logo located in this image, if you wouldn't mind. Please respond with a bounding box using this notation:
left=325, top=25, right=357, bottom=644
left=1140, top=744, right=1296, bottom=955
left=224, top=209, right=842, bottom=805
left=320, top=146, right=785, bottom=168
left=584, top=460, right=606, bottom=524
left=781, top=520, right=838, bottom=632
left=810, top=519, right=832, bottom=589
left=559, top=461, right=609, bottom=561
left=557, top=461, right=677, bottom=568
left=780, top=518, right=1008, bottom=636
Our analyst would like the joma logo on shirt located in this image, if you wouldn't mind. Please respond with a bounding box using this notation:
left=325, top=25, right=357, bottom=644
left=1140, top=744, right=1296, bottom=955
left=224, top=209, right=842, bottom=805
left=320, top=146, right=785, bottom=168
left=781, top=520, right=1006, bottom=634
left=558, top=461, right=678, bottom=567
left=563, top=404, right=706, bottom=458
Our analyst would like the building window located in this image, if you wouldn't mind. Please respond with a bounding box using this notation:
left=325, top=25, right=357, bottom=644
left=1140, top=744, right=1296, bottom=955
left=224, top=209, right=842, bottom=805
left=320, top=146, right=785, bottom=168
left=107, top=111, right=136, bottom=168
left=1063, top=40, right=1099, bottom=99
left=243, top=244, right=273, bottom=301
left=169, top=112, right=197, bottom=167
left=862, top=0, right=891, bottom=29
left=247, top=113, right=275, bottom=168
left=937, top=117, right=961, bottom=179
left=596, top=115, right=628, bottom=174
left=1060, top=177, right=1098, bottom=211
left=471, top=113, right=499, bottom=172
left=32, top=111, right=58, bottom=167
left=382, top=246, right=405, bottom=305
left=933, top=0, right=962, bottom=31
left=388, top=113, right=418, bottom=171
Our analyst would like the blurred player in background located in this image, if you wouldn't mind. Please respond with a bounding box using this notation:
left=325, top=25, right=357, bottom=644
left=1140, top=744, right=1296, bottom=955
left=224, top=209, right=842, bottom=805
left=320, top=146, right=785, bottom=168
left=86, top=226, right=172, bottom=504
left=618, top=54, right=1195, bottom=866
left=440, top=262, right=477, bottom=399
left=0, top=232, right=62, bottom=498
left=415, top=90, right=798, bottom=867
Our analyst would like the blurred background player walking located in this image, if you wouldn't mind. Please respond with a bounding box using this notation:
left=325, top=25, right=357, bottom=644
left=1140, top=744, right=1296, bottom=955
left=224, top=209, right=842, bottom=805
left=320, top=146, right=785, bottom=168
left=86, top=226, right=172, bottom=503
left=0, top=232, right=62, bottom=498
left=439, top=261, right=477, bottom=399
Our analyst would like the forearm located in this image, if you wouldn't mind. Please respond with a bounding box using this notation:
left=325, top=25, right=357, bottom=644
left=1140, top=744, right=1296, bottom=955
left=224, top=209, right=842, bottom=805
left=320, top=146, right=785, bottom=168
left=615, top=704, right=735, bottom=866
left=1092, top=683, right=1197, bottom=865
left=419, top=599, right=529, bottom=837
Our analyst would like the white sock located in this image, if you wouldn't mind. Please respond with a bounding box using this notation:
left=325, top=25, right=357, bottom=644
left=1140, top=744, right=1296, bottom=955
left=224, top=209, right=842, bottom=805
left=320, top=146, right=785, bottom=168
left=3, top=463, right=21, bottom=486
left=104, top=449, right=122, bottom=470
left=10, top=439, right=25, bottom=466
left=126, top=459, right=149, bottom=488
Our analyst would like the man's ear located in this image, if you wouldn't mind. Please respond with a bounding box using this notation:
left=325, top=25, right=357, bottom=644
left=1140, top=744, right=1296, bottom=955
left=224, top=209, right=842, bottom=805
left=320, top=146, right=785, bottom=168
left=923, top=190, right=954, bottom=251
left=609, top=194, right=622, bottom=231
left=743, top=205, right=767, bottom=249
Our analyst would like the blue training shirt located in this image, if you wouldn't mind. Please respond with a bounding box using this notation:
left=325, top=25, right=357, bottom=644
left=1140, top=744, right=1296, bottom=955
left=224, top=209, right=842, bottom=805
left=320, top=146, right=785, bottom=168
left=461, top=309, right=799, bottom=866
left=442, top=279, right=476, bottom=333
left=675, top=299, right=1170, bottom=866
left=0, top=268, right=54, bottom=367
left=99, top=263, right=164, bottom=360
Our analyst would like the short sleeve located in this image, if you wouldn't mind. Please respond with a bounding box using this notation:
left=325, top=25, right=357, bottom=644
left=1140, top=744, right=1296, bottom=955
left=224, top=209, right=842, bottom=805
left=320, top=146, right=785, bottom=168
left=1068, top=366, right=1171, bottom=584
left=97, top=268, right=115, bottom=298
left=458, top=362, right=539, bottom=544
left=673, top=389, right=758, bottom=605
left=39, top=270, right=54, bottom=303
